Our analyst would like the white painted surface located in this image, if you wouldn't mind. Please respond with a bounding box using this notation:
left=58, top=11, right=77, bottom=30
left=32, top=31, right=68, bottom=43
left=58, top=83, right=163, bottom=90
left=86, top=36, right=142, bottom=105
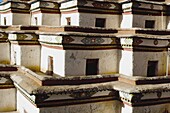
left=121, top=104, right=133, bottom=113
left=0, top=88, right=16, bottom=112
left=1, top=13, right=13, bottom=25
left=119, top=50, right=133, bottom=76
left=121, top=14, right=133, bottom=28
left=10, top=44, right=21, bottom=65
left=61, top=13, right=80, bottom=26
left=31, top=13, right=43, bottom=25
left=17, top=90, right=39, bottom=113
left=41, top=46, right=65, bottom=76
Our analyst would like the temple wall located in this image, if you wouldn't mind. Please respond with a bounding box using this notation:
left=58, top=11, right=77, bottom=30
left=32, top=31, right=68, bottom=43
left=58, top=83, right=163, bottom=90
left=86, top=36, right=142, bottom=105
left=133, top=51, right=167, bottom=76
left=133, top=14, right=166, bottom=30
left=61, top=13, right=80, bottom=26
left=132, top=104, right=170, bottom=113
left=1, top=13, right=13, bottom=25
left=42, top=13, right=60, bottom=26
left=10, top=44, right=21, bottom=65
left=0, top=43, right=10, bottom=64
left=17, top=90, right=39, bottom=113
left=13, top=13, right=30, bottom=25
left=65, top=49, right=119, bottom=76
left=31, top=13, right=43, bottom=25
left=119, top=50, right=133, bottom=76
left=40, top=100, right=122, bottom=113
left=40, top=46, right=65, bottom=76
left=79, top=13, right=120, bottom=28
left=121, top=14, right=166, bottom=29
left=20, top=45, right=41, bottom=71
left=0, top=88, right=16, bottom=112
left=120, top=14, right=133, bottom=28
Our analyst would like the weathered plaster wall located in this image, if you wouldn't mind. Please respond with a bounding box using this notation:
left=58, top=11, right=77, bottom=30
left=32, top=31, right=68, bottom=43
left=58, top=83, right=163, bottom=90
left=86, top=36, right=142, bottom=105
left=40, top=100, right=122, bottom=113
left=40, top=46, right=65, bottom=76
left=65, top=50, right=119, bottom=76
left=79, top=13, right=120, bottom=28
left=133, top=15, right=166, bottom=30
left=121, top=14, right=166, bottom=29
left=11, top=44, right=41, bottom=71
left=13, top=13, right=30, bottom=25
left=1, top=13, right=13, bottom=25
left=20, top=45, right=41, bottom=71
left=42, top=14, right=60, bottom=26
left=17, top=90, right=39, bottom=113
left=0, top=88, right=16, bottom=112
left=119, top=50, right=167, bottom=76
left=132, top=104, right=170, bottom=113
left=0, top=43, right=10, bottom=64
left=133, top=51, right=167, bottom=76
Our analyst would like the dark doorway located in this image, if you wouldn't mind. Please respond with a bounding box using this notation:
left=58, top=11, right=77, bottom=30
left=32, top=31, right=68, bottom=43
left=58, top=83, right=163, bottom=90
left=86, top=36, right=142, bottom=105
left=47, top=56, right=53, bottom=75
left=86, top=59, right=99, bottom=75
left=147, top=61, right=158, bottom=77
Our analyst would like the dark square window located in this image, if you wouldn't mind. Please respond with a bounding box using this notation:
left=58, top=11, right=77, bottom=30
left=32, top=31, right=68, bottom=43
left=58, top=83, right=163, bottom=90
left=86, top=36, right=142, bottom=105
left=95, top=18, right=106, bottom=27
left=145, top=20, right=155, bottom=28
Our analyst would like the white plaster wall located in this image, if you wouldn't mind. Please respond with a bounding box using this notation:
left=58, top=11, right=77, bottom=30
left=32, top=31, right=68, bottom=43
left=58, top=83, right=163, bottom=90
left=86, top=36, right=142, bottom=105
left=41, top=46, right=65, bottom=76
left=61, top=13, right=79, bottom=26
left=31, top=13, right=43, bottom=25
left=166, top=16, right=170, bottom=29
left=65, top=49, right=119, bottom=76
left=120, top=14, right=133, bottom=28
left=121, top=103, right=133, bottom=113
left=10, top=44, right=21, bottom=65
left=12, top=13, right=30, bottom=25
left=40, top=100, right=122, bottom=113
left=1, top=13, right=13, bottom=25
left=42, top=13, right=60, bottom=26
left=20, top=45, right=41, bottom=71
left=0, top=88, right=16, bottom=112
left=17, top=90, right=39, bottom=113
left=133, top=14, right=166, bottom=29
left=119, top=50, right=133, bottom=76
left=0, top=43, right=10, bottom=64
left=79, top=13, right=120, bottom=28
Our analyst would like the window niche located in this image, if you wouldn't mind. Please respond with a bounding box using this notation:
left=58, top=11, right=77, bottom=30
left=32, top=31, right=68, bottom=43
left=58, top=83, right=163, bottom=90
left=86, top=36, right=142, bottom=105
left=147, top=61, right=158, bottom=77
left=86, top=59, right=99, bottom=75
left=145, top=20, right=155, bottom=29
left=66, top=17, right=71, bottom=25
left=95, top=18, right=106, bottom=28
